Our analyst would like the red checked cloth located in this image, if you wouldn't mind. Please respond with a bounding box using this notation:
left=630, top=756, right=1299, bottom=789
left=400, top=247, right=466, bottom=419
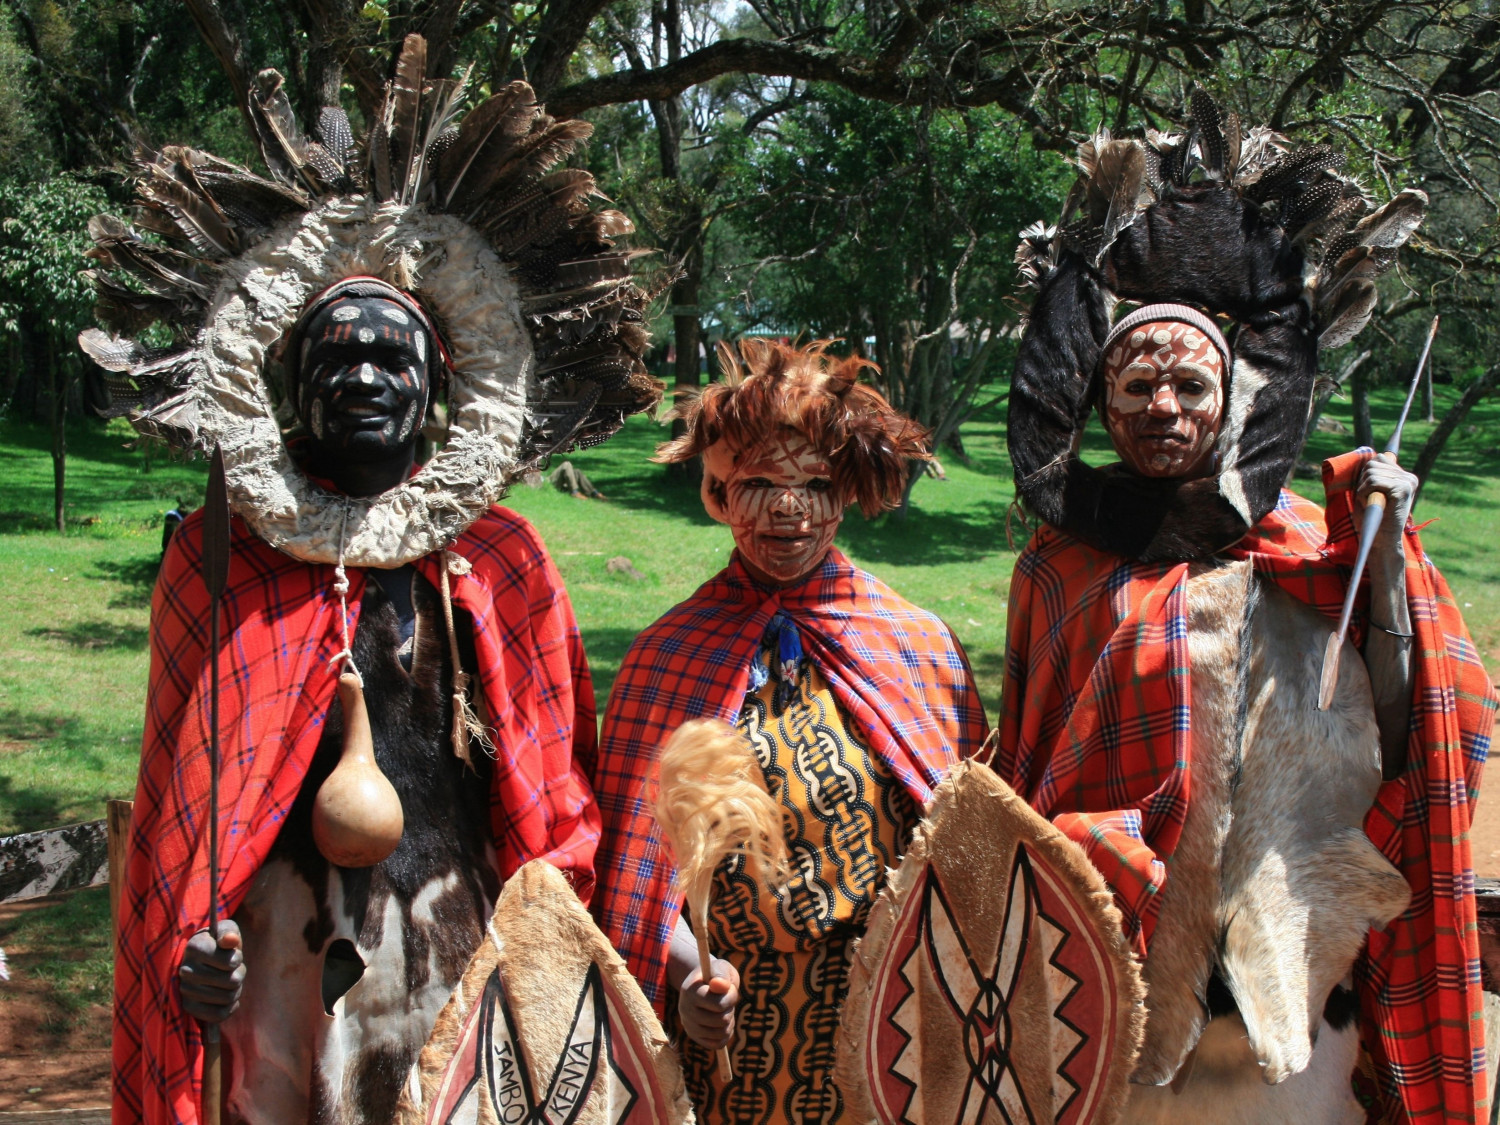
left=591, top=547, right=991, bottom=1014
left=996, top=451, right=1496, bottom=1123
left=114, top=507, right=600, bottom=1125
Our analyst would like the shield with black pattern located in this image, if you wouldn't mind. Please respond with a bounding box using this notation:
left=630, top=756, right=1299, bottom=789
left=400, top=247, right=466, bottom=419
left=838, top=761, right=1145, bottom=1125
left=397, top=860, right=694, bottom=1125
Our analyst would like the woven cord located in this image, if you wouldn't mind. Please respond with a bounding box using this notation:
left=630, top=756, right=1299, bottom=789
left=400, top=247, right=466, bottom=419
left=329, top=501, right=363, bottom=685
left=440, top=551, right=494, bottom=767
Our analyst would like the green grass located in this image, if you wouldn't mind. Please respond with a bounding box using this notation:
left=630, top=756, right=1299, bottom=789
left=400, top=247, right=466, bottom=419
left=0, top=385, right=1496, bottom=839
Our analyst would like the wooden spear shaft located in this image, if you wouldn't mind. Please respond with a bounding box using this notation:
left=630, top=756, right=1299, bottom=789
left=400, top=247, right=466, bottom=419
left=200, top=447, right=230, bottom=1124
left=1316, top=315, right=1439, bottom=711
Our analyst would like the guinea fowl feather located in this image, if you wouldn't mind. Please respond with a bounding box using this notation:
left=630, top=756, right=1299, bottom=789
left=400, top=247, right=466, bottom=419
left=315, top=106, right=355, bottom=172
left=1190, top=87, right=1227, bottom=177
left=1244, top=145, right=1343, bottom=203
left=192, top=168, right=308, bottom=232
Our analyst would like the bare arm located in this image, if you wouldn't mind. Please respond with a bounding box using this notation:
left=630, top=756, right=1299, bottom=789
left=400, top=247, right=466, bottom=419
left=1356, top=458, right=1418, bottom=780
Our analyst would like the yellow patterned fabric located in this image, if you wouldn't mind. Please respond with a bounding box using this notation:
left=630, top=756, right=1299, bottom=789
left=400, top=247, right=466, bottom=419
left=679, top=655, right=917, bottom=1125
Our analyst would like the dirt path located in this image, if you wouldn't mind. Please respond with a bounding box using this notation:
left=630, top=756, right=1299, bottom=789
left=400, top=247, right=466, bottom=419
left=0, top=896, right=110, bottom=1113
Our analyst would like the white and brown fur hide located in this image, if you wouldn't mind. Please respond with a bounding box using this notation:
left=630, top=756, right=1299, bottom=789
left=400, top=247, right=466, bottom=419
left=1125, top=561, right=1411, bottom=1122
left=222, top=570, right=500, bottom=1125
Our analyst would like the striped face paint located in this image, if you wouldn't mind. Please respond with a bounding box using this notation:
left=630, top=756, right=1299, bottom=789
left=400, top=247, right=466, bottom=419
left=705, top=430, right=843, bottom=587
left=1101, top=320, right=1226, bottom=479
left=294, top=296, right=431, bottom=463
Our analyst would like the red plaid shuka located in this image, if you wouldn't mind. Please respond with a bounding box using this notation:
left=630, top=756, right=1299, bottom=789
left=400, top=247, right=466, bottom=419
left=997, top=451, right=1496, bottom=1124
left=591, top=547, right=991, bottom=1014
left=115, top=507, right=600, bottom=1125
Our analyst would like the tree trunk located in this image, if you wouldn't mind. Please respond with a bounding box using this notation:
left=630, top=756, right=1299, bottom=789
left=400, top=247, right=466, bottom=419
left=49, top=341, right=68, bottom=532
left=667, top=258, right=704, bottom=481
left=1412, top=364, right=1500, bottom=497
left=1351, top=362, right=1375, bottom=449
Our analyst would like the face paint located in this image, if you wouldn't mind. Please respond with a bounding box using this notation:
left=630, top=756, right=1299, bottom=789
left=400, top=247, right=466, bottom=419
left=1101, top=320, right=1226, bottom=479
left=707, top=430, right=843, bottom=586
left=294, top=295, right=432, bottom=465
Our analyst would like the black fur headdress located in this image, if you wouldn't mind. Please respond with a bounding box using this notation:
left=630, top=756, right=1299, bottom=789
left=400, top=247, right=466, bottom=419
left=1009, top=90, right=1425, bottom=561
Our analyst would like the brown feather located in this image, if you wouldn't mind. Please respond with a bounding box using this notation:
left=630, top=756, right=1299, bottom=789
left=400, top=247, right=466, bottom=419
left=459, top=118, right=592, bottom=222
left=434, top=81, right=539, bottom=212
left=389, top=34, right=427, bottom=202
left=249, top=68, right=312, bottom=189
left=139, top=169, right=237, bottom=258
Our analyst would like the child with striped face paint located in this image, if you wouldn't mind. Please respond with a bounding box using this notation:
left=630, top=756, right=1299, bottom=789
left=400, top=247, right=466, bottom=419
left=285, top=276, right=444, bottom=496
left=1099, top=305, right=1230, bottom=480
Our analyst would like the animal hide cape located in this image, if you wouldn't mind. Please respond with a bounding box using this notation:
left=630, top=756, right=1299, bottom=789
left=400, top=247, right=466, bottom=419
left=996, top=451, right=1497, bottom=1123
left=591, top=548, right=991, bottom=1015
left=396, top=860, right=694, bottom=1125
left=838, top=760, right=1145, bottom=1125
left=114, top=507, right=600, bottom=1125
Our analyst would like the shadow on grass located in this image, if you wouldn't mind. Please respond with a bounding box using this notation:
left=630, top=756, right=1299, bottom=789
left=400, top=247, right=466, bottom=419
left=87, top=555, right=160, bottom=610
left=23, top=621, right=149, bottom=651
left=0, top=711, right=119, bottom=834
left=0, top=885, right=114, bottom=1035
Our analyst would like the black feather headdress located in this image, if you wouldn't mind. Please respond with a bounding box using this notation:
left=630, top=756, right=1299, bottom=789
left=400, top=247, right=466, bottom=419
left=77, top=35, right=663, bottom=567
left=1009, top=90, right=1425, bottom=562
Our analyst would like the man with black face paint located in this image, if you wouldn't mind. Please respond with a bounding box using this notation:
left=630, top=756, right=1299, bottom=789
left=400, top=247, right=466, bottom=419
left=166, top=275, right=603, bottom=1123
left=287, top=278, right=437, bottom=494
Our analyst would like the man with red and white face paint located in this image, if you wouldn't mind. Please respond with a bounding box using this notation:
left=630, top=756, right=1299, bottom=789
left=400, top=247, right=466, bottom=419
left=591, top=340, right=989, bottom=1125
left=1100, top=311, right=1227, bottom=480
left=702, top=430, right=843, bottom=586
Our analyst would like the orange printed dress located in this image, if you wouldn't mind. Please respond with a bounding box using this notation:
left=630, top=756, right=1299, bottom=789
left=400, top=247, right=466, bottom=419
left=678, top=614, right=917, bottom=1125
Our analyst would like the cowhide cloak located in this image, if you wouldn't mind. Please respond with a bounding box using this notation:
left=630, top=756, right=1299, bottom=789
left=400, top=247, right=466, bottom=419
left=222, top=570, right=500, bottom=1124
left=1124, top=561, right=1410, bottom=1124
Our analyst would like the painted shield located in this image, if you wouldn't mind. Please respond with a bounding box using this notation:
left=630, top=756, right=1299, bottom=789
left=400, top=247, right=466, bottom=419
left=838, top=761, right=1145, bottom=1125
left=396, top=860, right=695, bottom=1125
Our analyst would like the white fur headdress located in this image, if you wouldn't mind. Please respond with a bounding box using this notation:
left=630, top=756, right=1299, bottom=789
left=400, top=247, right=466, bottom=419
left=77, top=35, right=662, bottom=566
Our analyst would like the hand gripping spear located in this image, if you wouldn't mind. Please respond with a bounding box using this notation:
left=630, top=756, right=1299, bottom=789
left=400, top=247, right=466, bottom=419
left=199, top=446, right=229, bottom=1125
left=1316, top=315, right=1440, bottom=711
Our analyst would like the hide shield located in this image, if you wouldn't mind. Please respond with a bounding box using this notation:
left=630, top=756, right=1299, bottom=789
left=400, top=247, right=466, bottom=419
left=839, top=760, right=1145, bottom=1125
left=396, top=860, right=694, bottom=1125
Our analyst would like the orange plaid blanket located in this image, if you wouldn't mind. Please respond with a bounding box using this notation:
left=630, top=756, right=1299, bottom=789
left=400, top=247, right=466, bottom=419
left=997, top=451, right=1495, bottom=1123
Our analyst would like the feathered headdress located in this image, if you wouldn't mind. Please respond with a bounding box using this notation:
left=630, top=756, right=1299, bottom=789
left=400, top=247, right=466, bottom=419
left=77, top=35, right=663, bottom=567
left=1009, top=89, right=1425, bottom=561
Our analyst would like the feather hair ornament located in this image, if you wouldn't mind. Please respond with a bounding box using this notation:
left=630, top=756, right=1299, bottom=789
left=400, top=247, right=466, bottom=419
left=76, top=32, right=664, bottom=569
left=655, top=719, right=790, bottom=1081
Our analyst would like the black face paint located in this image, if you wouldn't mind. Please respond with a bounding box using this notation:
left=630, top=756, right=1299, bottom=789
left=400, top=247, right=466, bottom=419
left=294, top=295, right=431, bottom=465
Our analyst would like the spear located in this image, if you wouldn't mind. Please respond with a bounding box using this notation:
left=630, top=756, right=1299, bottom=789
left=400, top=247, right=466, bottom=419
left=199, top=446, right=230, bottom=1125
left=1316, top=315, right=1440, bottom=711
